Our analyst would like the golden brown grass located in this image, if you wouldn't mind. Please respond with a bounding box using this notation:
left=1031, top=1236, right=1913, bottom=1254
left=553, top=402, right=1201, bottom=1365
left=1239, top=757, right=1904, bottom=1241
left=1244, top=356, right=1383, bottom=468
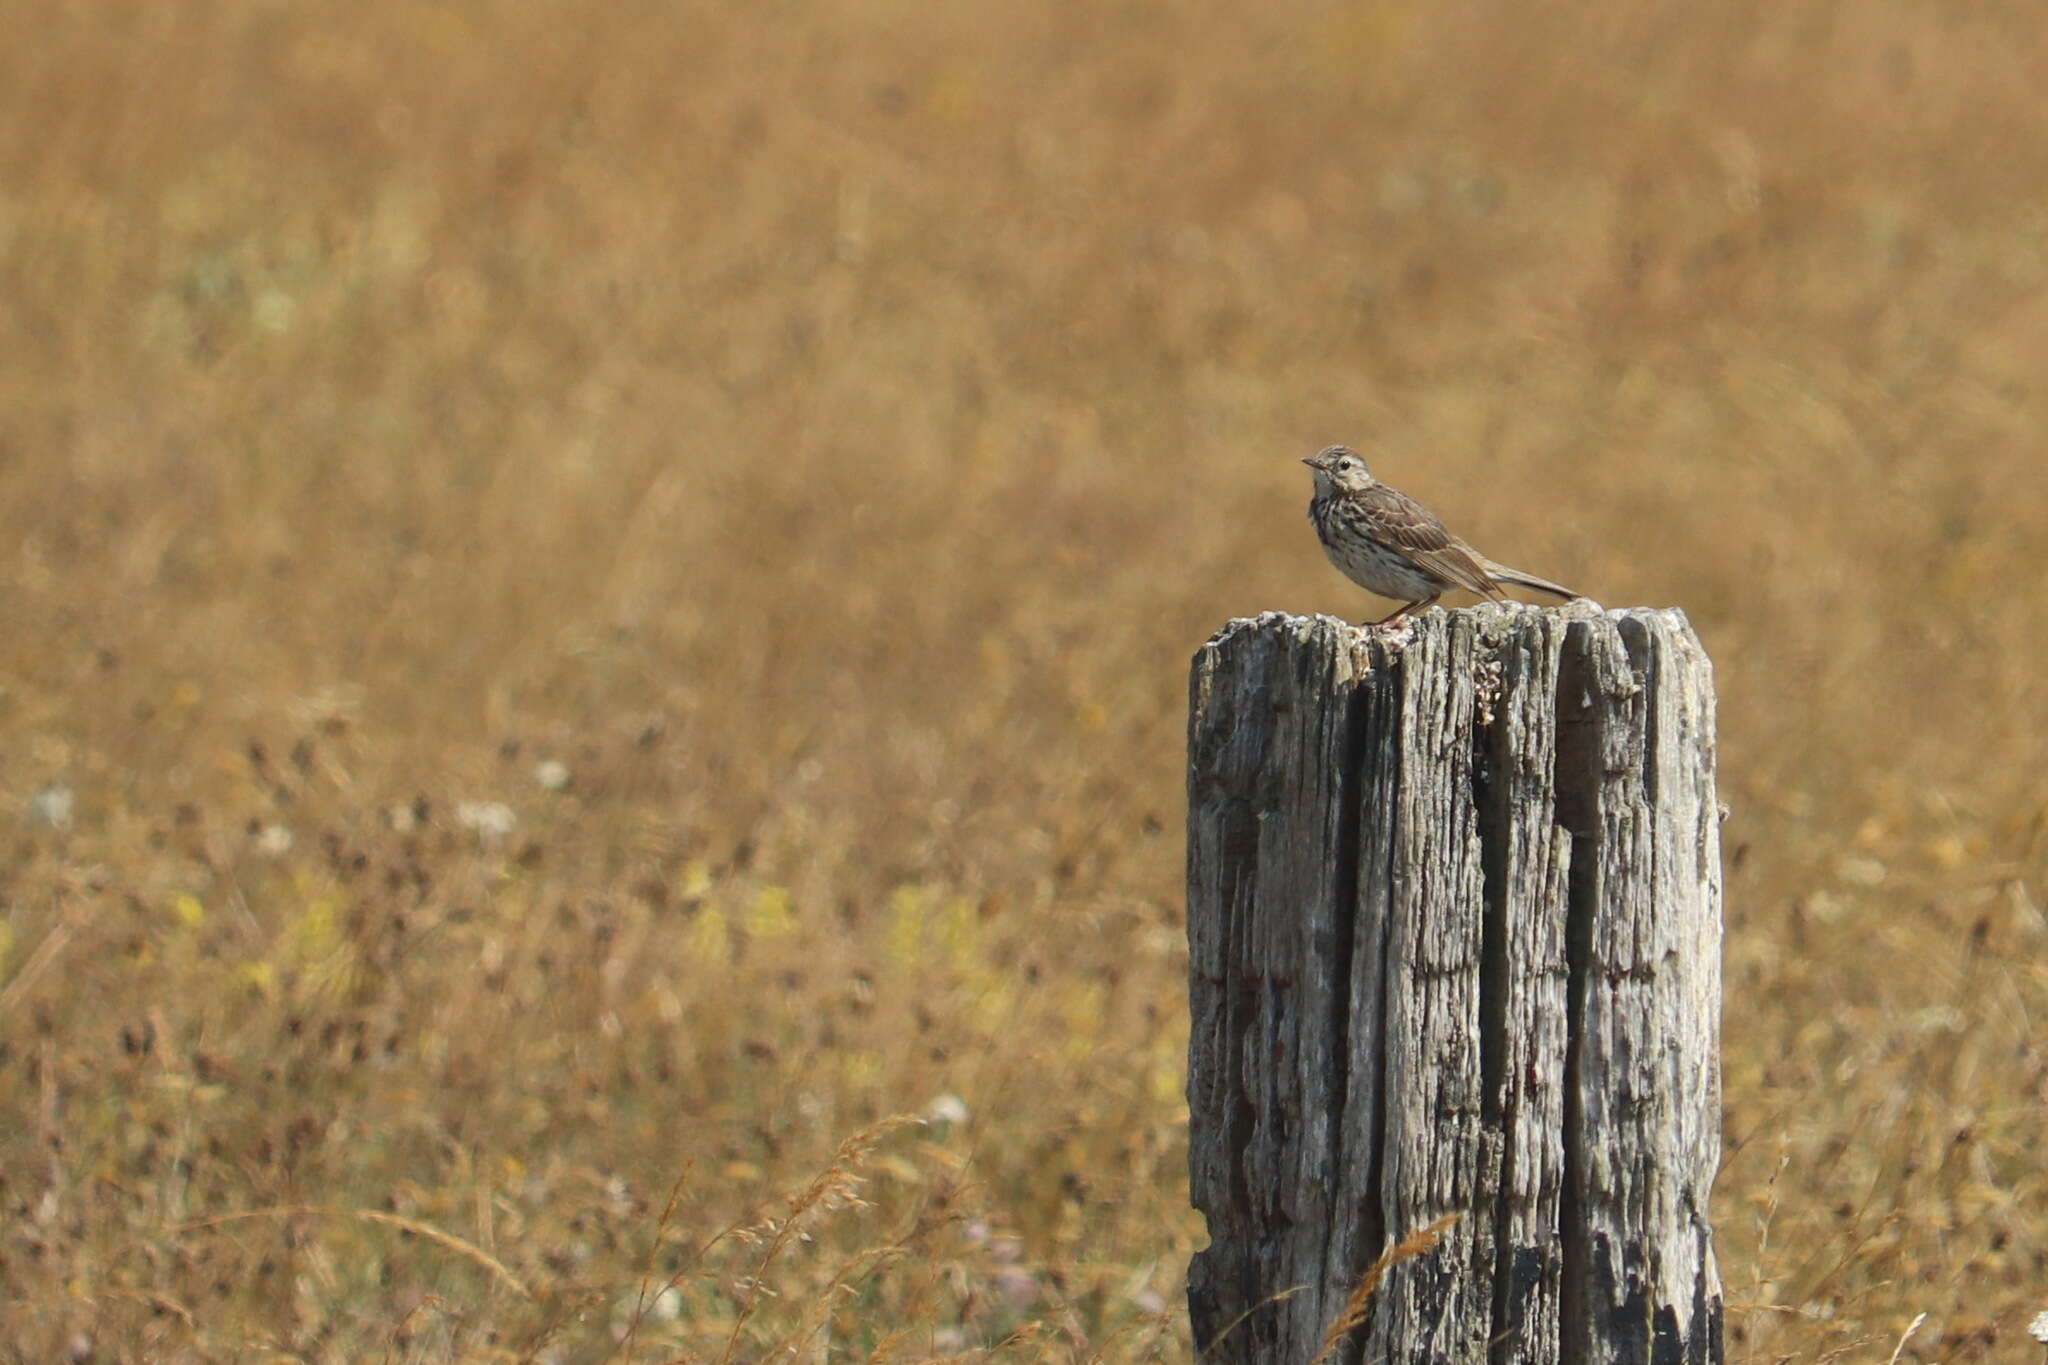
left=1307, top=1215, right=1462, bottom=1365
left=1, top=0, right=2044, bottom=1359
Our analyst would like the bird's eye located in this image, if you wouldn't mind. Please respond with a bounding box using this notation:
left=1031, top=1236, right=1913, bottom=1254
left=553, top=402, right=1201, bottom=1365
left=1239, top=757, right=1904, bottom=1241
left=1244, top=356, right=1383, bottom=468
left=1338, top=457, right=1355, bottom=471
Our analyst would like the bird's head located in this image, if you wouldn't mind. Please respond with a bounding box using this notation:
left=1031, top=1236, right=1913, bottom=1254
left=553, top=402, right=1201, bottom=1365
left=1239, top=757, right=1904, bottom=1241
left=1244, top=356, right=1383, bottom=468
left=1302, top=445, right=1375, bottom=496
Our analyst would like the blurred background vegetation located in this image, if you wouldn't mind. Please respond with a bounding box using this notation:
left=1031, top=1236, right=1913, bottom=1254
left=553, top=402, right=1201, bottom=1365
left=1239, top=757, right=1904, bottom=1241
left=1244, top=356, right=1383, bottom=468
left=2, top=0, right=2044, bottom=1359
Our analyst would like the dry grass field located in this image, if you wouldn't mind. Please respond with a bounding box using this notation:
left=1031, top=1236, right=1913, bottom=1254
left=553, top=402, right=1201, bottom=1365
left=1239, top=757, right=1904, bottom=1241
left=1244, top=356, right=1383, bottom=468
left=3, top=1, right=2046, bottom=1360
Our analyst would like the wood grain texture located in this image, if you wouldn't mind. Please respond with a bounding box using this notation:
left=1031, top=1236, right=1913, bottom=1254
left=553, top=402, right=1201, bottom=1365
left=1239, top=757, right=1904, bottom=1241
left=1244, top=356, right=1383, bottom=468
left=1186, top=604, right=1721, bottom=1364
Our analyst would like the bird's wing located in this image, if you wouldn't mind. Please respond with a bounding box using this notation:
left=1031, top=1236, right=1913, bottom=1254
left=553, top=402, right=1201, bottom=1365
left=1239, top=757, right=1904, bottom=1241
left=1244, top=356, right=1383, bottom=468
left=1361, top=483, right=1503, bottom=597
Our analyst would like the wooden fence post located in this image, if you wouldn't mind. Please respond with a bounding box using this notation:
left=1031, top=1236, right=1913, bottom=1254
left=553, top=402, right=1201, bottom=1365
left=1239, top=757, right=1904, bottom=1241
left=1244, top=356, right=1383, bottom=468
left=1186, top=604, right=1722, bottom=1364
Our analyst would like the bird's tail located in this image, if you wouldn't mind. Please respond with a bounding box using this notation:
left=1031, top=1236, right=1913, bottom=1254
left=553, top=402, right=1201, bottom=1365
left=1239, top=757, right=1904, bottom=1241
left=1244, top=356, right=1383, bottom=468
left=1485, top=563, right=1578, bottom=600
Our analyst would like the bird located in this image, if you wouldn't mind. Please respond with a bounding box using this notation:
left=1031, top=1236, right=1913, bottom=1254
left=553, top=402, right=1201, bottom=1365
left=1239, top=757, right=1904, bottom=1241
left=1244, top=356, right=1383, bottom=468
left=1303, top=444, right=1578, bottom=628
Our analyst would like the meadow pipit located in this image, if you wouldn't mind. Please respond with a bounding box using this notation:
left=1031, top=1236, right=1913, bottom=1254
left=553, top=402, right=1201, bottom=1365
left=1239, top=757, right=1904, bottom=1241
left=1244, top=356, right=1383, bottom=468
left=1303, top=445, right=1578, bottom=627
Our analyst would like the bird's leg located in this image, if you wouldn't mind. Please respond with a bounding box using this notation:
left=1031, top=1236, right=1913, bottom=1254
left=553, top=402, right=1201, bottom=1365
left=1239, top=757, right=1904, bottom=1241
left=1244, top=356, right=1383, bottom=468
left=1367, top=593, right=1438, bottom=629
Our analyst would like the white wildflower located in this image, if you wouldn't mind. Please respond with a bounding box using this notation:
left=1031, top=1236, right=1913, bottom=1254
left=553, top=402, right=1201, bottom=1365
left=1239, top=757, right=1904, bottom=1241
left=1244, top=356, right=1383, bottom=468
left=27, top=784, right=74, bottom=830
left=455, top=801, right=517, bottom=841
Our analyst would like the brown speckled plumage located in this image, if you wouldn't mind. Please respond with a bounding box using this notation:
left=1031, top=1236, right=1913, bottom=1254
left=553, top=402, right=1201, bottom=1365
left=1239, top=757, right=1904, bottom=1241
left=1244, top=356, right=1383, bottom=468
left=1304, top=445, right=1577, bottom=627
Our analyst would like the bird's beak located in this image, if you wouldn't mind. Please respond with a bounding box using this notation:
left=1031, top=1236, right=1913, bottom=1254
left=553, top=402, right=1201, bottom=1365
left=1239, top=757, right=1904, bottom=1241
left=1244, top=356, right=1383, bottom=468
left=1301, top=456, right=1325, bottom=470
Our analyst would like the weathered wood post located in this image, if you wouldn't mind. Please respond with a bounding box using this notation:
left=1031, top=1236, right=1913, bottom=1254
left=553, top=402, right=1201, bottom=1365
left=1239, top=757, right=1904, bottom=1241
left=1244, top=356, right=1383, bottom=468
left=1186, top=604, right=1721, bottom=1364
